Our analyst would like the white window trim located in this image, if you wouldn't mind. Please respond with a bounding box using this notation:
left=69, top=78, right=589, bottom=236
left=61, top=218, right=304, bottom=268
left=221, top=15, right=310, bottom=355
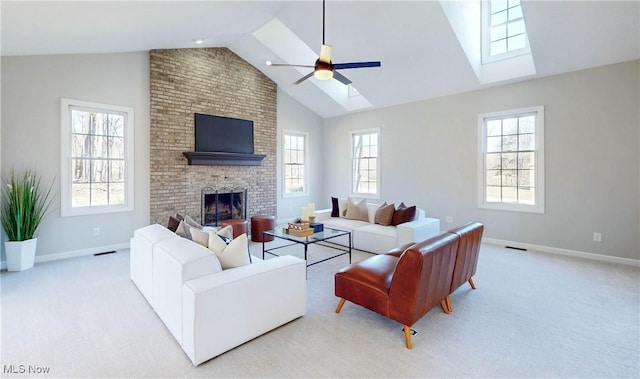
left=282, top=130, right=308, bottom=198
left=350, top=128, right=380, bottom=199
left=60, top=98, right=135, bottom=217
left=481, top=0, right=531, bottom=65
left=477, top=106, right=544, bottom=213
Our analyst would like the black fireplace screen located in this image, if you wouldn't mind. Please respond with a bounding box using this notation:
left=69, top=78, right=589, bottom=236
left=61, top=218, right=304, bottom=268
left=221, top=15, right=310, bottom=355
left=201, top=188, right=247, bottom=226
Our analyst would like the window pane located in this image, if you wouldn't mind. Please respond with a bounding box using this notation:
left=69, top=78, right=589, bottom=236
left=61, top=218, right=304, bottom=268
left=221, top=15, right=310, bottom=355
left=503, top=170, right=518, bottom=186
left=91, top=183, right=109, bottom=206
left=519, top=133, right=535, bottom=151
left=492, top=0, right=508, bottom=13
left=508, top=20, right=525, bottom=37
left=502, top=153, right=518, bottom=169
left=108, top=114, right=125, bottom=137
left=508, top=34, right=526, bottom=51
left=518, top=187, right=535, bottom=205
left=491, top=40, right=507, bottom=55
left=110, top=137, right=125, bottom=159
left=487, top=170, right=502, bottom=186
left=72, top=134, right=89, bottom=158
left=518, top=169, right=534, bottom=186
left=109, top=183, right=125, bottom=205
left=508, top=5, right=523, bottom=20
left=487, top=136, right=502, bottom=153
left=72, top=183, right=90, bottom=207
left=72, top=159, right=91, bottom=182
left=503, top=135, right=518, bottom=152
left=508, top=0, right=521, bottom=8
left=491, top=10, right=508, bottom=26
left=519, top=115, right=535, bottom=133
left=487, top=153, right=502, bottom=170
left=110, top=160, right=125, bottom=182
left=502, top=186, right=518, bottom=203
left=91, top=135, right=108, bottom=158
left=518, top=152, right=535, bottom=169
left=491, top=25, right=506, bottom=42
left=486, top=186, right=502, bottom=202
left=487, top=120, right=502, bottom=136
left=503, top=118, right=518, bottom=134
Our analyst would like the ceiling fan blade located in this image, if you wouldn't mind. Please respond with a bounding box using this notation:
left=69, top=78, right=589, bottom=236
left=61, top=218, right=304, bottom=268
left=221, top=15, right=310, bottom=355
left=293, top=71, right=315, bottom=85
left=333, top=61, right=381, bottom=70
left=319, top=44, right=332, bottom=64
left=332, top=70, right=352, bottom=85
left=269, top=63, right=314, bottom=68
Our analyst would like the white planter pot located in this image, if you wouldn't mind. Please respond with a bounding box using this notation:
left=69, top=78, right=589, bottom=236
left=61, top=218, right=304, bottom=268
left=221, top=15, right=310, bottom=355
left=5, top=238, right=38, bottom=272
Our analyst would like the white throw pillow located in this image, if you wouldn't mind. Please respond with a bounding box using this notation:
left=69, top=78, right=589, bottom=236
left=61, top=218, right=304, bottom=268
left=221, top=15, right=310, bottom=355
left=208, top=233, right=251, bottom=269
left=216, top=225, right=234, bottom=240
left=190, top=226, right=209, bottom=247
left=344, top=198, right=369, bottom=221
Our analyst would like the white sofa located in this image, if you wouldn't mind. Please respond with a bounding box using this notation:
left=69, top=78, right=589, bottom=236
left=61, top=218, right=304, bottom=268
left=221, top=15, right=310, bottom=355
left=130, top=224, right=306, bottom=365
left=314, top=203, right=440, bottom=254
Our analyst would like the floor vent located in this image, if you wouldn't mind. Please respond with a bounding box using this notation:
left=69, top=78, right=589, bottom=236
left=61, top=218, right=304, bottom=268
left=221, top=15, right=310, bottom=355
left=94, top=251, right=116, bottom=256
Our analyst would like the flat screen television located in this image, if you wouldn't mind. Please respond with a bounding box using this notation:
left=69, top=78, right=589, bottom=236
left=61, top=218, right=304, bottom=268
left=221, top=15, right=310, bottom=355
left=195, top=113, right=254, bottom=154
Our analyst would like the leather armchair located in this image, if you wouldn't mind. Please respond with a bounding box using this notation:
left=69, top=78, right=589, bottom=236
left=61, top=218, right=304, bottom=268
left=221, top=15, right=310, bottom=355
left=334, top=233, right=459, bottom=349
left=445, top=222, right=484, bottom=312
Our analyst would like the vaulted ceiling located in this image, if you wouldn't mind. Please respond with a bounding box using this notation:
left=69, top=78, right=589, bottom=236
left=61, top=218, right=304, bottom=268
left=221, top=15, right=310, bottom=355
left=2, top=1, right=638, bottom=118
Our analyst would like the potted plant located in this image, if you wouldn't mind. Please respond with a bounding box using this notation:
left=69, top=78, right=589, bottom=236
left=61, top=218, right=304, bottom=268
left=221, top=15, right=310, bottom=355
left=1, top=168, right=53, bottom=271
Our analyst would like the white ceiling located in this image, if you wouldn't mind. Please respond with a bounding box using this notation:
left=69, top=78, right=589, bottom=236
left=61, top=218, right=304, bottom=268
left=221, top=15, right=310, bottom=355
left=2, top=1, right=639, bottom=118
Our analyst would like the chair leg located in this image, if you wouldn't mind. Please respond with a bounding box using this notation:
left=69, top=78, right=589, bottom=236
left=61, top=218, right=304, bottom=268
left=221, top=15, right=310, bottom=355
left=446, top=295, right=452, bottom=313
left=335, top=298, right=346, bottom=313
left=468, top=277, right=476, bottom=289
left=403, top=325, right=412, bottom=349
left=440, top=299, right=451, bottom=314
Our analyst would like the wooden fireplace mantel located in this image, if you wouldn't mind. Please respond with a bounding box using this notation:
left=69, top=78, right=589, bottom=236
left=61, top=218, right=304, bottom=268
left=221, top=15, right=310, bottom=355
left=182, top=151, right=266, bottom=166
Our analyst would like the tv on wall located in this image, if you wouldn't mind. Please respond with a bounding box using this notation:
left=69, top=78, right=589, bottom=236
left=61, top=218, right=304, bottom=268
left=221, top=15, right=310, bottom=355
left=195, top=113, right=254, bottom=154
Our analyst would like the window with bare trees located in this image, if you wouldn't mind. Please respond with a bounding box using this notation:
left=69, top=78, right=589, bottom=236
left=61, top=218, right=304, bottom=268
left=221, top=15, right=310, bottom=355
left=61, top=99, right=134, bottom=216
left=478, top=106, right=544, bottom=213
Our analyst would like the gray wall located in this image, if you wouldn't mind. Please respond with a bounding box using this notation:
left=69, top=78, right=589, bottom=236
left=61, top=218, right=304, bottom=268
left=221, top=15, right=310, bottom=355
left=276, top=88, right=324, bottom=222
left=1, top=53, right=151, bottom=259
left=322, top=60, right=640, bottom=260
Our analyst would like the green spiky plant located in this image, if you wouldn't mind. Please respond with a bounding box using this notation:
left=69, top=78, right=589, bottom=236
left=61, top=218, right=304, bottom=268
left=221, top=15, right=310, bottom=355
left=1, top=169, right=53, bottom=242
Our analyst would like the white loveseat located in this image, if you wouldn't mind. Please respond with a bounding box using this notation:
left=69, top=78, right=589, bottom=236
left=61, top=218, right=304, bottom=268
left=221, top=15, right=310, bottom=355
left=314, top=203, right=440, bottom=254
left=130, top=224, right=306, bottom=365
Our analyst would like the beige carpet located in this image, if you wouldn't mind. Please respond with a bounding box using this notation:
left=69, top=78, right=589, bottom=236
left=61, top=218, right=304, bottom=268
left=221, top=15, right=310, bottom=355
left=1, top=240, right=638, bottom=378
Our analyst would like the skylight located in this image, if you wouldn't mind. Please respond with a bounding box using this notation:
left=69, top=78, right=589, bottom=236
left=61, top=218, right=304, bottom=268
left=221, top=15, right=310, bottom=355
left=482, top=0, right=530, bottom=63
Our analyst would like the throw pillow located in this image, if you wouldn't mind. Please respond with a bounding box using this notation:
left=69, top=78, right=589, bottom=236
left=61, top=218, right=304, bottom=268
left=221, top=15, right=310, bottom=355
left=397, top=202, right=407, bottom=209
left=374, top=202, right=395, bottom=226
left=331, top=197, right=340, bottom=217
left=391, top=205, right=417, bottom=226
left=216, top=225, right=233, bottom=240
left=344, top=198, right=369, bottom=222
left=208, top=232, right=228, bottom=255
left=338, top=198, right=349, bottom=217
left=176, top=213, right=185, bottom=221
left=167, top=215, right=181, bottom=232
left=190, top=226, right=210, bottom=247
left=209, top=233, right=251, bottom=270
left=184, top=215, right=202, bottom=229
left=175, top=220, right=192, bottom=240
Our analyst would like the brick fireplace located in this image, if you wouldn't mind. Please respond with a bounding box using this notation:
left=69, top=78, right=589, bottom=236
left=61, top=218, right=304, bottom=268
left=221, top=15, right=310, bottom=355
left=149, top=48, right=277, bottom=225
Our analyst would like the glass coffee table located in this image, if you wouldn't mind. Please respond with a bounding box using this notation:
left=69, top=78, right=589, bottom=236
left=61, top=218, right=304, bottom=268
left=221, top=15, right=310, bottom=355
left=262, top=227, right=351, bottom=270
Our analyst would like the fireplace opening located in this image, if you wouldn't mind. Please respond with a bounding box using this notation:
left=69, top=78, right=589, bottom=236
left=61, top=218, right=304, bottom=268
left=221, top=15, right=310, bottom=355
left=201, top=188, right=247, bottom=226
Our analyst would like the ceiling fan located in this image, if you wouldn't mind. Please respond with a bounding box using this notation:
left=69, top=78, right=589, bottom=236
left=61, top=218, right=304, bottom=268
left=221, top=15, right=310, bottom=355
left=266, top=0, right=381, bottom=85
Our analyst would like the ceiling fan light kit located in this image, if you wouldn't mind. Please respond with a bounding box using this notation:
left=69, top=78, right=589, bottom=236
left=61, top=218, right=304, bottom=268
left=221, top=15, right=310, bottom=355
left=268, top=0, right=381, bottom=85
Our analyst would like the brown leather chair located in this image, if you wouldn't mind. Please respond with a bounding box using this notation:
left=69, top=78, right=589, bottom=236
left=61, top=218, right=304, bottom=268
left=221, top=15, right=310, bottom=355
left=445, top=222, right=484, bottom=312
left=334, top=233, right=459, bottom=349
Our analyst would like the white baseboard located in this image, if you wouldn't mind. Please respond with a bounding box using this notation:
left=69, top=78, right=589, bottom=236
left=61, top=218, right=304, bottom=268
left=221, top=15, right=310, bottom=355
left=482, top=237, right=640, bottom=267
left=1, top=242, right=130, bottom=270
